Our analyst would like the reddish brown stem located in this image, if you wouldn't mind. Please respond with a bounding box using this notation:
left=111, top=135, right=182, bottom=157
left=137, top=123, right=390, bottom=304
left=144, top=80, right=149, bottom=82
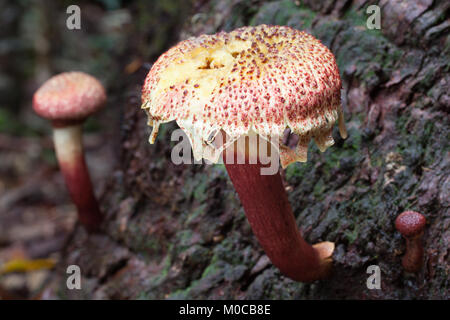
left=402, top=235, right=424, bottom=273
left=53, top=125, right=102, bottom=232
left=224, top=152, right=333, bottom=282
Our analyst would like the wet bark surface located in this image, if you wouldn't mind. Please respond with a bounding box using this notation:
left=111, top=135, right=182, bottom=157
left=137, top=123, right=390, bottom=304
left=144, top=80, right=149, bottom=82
left=51, top=0, right=449, bottom=299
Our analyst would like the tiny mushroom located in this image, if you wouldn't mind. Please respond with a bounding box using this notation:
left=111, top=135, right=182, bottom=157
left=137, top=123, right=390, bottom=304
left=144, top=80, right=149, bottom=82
left=395, top=211, right=426, bottom=273
left=33, top=71, right=106, bottom=232
left=141, top=25, right=347, bottom=282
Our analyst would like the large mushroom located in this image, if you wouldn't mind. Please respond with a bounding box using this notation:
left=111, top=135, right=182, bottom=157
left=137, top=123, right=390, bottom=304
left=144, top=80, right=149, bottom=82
left=141, top=25, right=347, bottom=282
left=33, top=71, right=106, bottom=232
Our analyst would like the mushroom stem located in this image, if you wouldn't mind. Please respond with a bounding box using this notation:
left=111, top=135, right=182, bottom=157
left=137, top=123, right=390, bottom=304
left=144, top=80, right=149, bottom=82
left=53, top=123, right=102, bottom=232
left=223, top=139, right=333, bottom=282
left=402, top=233, right=424, bottom=273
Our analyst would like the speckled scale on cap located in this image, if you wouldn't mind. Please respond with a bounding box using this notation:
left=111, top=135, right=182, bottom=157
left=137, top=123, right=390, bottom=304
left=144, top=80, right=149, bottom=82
left=33, top=72, right=106, bottom=122
left=141, top=24, right=347, bottom=166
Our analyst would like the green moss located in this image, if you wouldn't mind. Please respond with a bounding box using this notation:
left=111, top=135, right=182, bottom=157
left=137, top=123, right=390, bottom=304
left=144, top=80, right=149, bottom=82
left=345, top=227, right=359, bottom=244
left=176, top=230, right=196, bottom=249
left=285, top=163, right=304, bottom=182
left=143, top=238, right=160, bottom=251
left=186, top=203, right=207, bottom=225
left=313, top=20, right=343, bottom=48
left=329, top=17, right=402, bottom=86
left=166, top=287, right=191, bottom=299
left=419, top=68, right=437, bottom=88
left=182, top=173, right=209, bottom=203
left=343, top=8, right=366, bottom=28
left=395, top=113, right=410, bottom=135
left=148, top=254, right=171, bottom=287
left=193, top=177, right=208, bottom=202
left=394, top=112, right=446, bottom=169
left=208, top=235, right=245, bottom=266
left=287, top=8, right=316, bottom=30
left=213, top=163, right=228, bottom=176
left=312, top=178, right=325, bottom=199
left=122, top=219, right=165, bottom=256
left=320, top=128, right=362, bottom=178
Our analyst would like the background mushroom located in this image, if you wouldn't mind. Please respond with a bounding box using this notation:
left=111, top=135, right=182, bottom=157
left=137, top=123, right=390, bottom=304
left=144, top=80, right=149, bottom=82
left=395, top=211, right=427, bottom=273
left=141, top=25, right=347, bottom=282
left=33, top=71, right=106, bottom=232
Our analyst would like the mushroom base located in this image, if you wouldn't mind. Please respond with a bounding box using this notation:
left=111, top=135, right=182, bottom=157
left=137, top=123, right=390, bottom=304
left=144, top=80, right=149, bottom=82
left=223, top=150, right=333, bottom=282
left=53, top=125, right=103, bottom=232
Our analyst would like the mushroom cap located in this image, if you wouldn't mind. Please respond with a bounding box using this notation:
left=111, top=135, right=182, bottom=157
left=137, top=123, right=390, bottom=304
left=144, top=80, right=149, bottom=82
left=33, top=72, right=106, bottom=123
left=141, top=24, right=347, bottom=165
left=395, top=211, right=426, bottom=237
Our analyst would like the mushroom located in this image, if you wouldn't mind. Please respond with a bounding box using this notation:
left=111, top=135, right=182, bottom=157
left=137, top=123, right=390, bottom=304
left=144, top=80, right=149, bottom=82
left=33, top=71, right=106, bottom=232
left=395, top=211, right=426, bottom=273
left=141, top=25, right=347, bottom=282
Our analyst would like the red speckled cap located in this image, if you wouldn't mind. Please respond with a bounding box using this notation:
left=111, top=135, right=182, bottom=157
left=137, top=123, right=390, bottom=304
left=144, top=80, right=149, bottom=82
left=395, top=211, right=426, bottom=237
left=141, top=25, right=347, bottom=165
left=33, top=72, right=106, bottom=123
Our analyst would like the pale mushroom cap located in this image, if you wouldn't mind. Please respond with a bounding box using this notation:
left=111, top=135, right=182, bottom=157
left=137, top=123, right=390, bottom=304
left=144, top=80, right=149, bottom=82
left=142, top=24, right=347, bottom=165
left=33, top=72, right=106, bottom=122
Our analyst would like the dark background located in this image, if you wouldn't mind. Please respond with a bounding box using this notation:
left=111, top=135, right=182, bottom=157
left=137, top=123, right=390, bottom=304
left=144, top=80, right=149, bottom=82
left=0, top=0, right=448, bottom=299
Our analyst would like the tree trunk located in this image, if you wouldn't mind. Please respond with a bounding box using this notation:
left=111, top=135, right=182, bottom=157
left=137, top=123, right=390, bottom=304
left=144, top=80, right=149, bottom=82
left=58, top=0, right=449, bottom=299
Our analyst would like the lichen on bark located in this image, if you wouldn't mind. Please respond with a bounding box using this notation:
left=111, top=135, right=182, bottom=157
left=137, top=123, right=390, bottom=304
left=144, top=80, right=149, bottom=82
left=58, top=0, right=449, bottom=300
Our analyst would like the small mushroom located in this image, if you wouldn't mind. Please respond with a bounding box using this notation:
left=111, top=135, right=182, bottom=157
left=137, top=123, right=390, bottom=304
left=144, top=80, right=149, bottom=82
left=395, top=211, right=426, bottom=273
left=33, top=72, right=106, bottom=232
left=141, top=25, right=347, bottom=282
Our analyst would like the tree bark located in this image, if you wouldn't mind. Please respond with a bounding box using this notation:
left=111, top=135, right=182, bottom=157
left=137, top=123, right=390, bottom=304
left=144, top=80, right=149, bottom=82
left=59, top=0, right=449, bottom=299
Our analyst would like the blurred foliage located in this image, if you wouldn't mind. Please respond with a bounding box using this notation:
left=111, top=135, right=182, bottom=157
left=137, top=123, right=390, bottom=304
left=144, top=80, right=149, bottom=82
left=0, top=0, right=193, bottom=135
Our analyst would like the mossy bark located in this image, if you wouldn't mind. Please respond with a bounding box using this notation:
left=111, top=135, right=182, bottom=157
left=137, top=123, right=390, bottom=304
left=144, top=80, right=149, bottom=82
left=59, top=0, right=449, bottom=299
